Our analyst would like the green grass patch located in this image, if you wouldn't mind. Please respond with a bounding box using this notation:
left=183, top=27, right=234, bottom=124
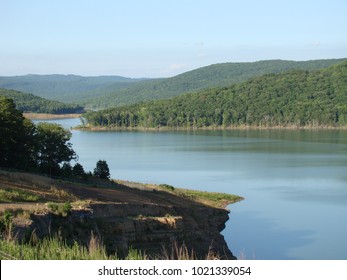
left=156, top=182, right=243, bottom=208
left=176, top=189, right=243, bottom=208
left=0, top=188, right=40, bottom=203
left=0, top=236, right=147, bottom=260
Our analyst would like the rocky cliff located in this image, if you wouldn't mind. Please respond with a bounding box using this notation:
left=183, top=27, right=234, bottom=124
left=1, top=170, right=238, bottom=259
left=23, top=201, right=235, bottom=259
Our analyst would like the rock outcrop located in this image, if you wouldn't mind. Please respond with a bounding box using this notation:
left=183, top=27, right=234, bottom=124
left=20, top=202, right=235, bottom=259
left=0, top=170, right=237, bottom=259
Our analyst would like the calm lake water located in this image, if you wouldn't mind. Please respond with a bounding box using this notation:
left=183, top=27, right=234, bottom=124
left=36, top=118, right=347, bottom=260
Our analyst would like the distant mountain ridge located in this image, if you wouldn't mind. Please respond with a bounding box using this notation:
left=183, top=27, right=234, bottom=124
left=0, top=74, right=145, bottom=104
left=1, top=59, right=346, bottom=109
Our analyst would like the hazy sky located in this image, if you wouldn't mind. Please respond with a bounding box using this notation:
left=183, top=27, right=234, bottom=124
left=1, top=0, right=347, bottom=77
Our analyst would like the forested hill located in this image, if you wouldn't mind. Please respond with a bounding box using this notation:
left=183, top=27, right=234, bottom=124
left=0, top=59, right=345, bottom=109
left=83, top=61, right=347, bottom=128
left=83, top=58, right=347, bottom=108
left=0, top=88, right=84, bottom=114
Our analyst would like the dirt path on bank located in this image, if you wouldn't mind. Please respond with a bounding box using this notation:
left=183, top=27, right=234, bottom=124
left=0, top=170, right=201, bottom=213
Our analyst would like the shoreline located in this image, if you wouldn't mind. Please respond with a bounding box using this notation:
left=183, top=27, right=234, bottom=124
left=76, top=124, right=347, bottom=131
left=24, top=113, right=82, bottom=120
left=22, top=114, right=347, bottom=130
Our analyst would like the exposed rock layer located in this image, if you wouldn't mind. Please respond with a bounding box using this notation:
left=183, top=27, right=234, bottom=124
left=23, top=202, right=235, bottom=259
left=0, top=170, right=236, bottom=259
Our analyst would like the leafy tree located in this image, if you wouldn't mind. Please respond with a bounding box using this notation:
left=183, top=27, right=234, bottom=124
left=35, top=122, right=76, bottom=176
left=93, top=160, right=110, bottom=180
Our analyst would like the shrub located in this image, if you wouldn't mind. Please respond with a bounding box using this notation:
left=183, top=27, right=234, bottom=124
left=0, top=210, right=14, bottom=239
left=47, top=202, right=72, bottom=217
left=159, top=184, right=175, bottom=191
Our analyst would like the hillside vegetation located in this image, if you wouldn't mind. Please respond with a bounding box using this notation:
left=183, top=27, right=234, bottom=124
left=85, top=58, right=347, bottom=108
left=83, top=61, right=347, bottom=129
left=0, top=88, right=84, bottom=114
left=1, top=59, right=345, bottom=108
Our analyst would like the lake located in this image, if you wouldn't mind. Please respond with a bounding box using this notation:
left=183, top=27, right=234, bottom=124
left=36, top=118, right=347, bottom=260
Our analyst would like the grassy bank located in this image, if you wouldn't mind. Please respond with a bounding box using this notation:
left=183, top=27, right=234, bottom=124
left=174, top=188, right=243, bottom=208
left=115, top=180, right=244, bottom=208
left=156, top=184, right=243, bottom=208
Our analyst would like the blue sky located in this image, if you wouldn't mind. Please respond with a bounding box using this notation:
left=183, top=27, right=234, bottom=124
left=1, top=0, right=347, bottom=77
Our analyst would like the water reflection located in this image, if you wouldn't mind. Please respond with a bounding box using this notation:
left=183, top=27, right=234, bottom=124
left=224, top=210, right=314, bottom=260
